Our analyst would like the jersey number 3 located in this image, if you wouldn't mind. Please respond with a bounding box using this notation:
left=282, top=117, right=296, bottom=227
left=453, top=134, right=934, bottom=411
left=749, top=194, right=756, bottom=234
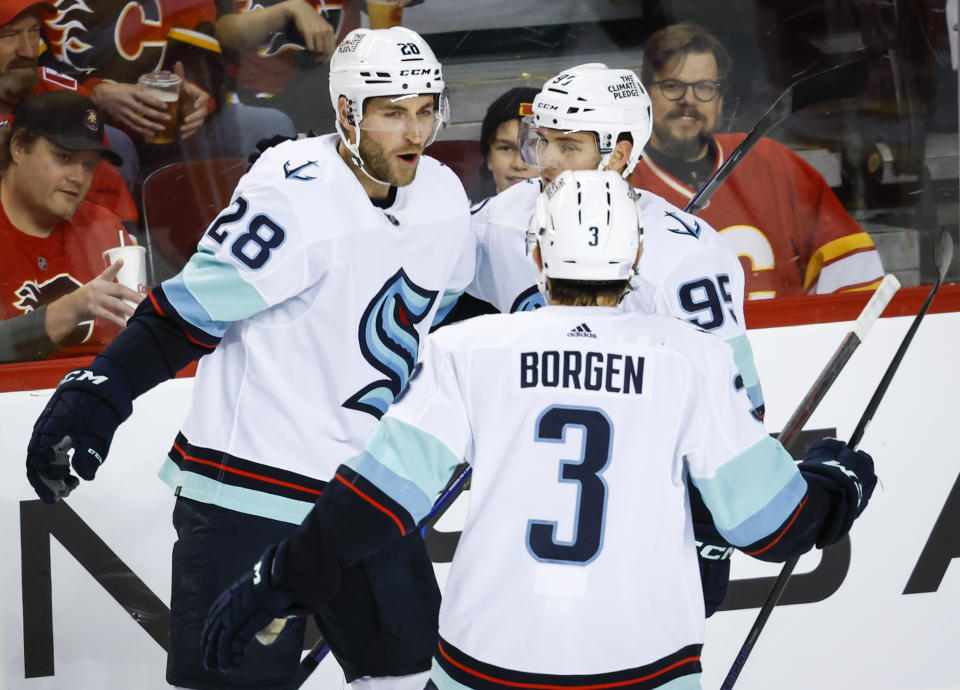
left=527, top=406, right=613, bottom=565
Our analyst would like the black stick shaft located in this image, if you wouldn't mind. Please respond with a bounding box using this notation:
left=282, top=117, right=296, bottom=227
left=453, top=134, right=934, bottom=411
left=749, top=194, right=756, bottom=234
left=719, top=274, right=901, bottom=690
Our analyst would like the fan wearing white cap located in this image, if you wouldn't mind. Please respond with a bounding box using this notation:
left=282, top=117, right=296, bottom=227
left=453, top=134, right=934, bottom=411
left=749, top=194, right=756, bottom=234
left=24, top=25, right=474, bottom=690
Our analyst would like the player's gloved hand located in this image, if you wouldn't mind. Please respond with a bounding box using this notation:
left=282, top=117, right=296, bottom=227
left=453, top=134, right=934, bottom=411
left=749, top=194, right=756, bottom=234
left=694, top=519, right=735, bottom=617
left=26, top=362, right=133, bottom=504
left=201, top=540, right=304, bottom=673
left=247, top=130, right=320, bottom=167
left=798, top=438, right=877, bottom=548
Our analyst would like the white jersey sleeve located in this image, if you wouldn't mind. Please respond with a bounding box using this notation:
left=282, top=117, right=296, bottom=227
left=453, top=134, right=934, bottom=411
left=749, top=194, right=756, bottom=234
left=625, top=192, right=763, bottom=410
left=682, top=334, right=806, bottom=547
left=466, top=181, right=544, bottom=313
left=159, top=142, right=333, bottom=338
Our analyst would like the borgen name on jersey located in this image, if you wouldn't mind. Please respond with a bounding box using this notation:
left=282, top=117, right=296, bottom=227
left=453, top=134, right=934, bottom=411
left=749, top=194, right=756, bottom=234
left=351, top=306, right=802, bottom=685
left=157, top=133, right=474, bottom=524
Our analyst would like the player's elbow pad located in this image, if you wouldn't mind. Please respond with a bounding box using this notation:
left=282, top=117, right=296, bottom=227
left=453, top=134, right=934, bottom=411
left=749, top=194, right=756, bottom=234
left=281, top=465, right=417, bottom=612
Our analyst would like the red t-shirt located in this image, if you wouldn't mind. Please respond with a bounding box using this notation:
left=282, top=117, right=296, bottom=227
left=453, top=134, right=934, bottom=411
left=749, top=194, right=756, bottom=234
left=0, top=68, right=139, bottom=224
left=0, top=193, right=132, bottom=360
left=632, top=133, right=883, bottom=299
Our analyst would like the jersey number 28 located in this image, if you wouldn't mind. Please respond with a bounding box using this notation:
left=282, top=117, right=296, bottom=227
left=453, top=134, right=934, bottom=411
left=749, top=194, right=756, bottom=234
left=527, top=406, right=612, bottom=565
left=205, top=195, right=286, bottom=270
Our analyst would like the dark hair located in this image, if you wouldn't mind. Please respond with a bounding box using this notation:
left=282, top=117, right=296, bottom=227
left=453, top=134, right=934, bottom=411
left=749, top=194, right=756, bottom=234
left=641, top=22, right=732, bottom=86
left=548, top=279, right=629, bottom=307
left=0, top=127, right=39, bottom=172
left=474, top=86, right=540, bottom=199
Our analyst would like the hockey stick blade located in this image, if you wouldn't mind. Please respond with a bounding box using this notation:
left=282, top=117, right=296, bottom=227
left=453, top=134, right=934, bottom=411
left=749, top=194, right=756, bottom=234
left=720, top=274, right=901, bottom=690
left=848, top=230, right=953, bottom=447
left=686, top=58, right=869, bottom=216
left=295, top=464, right=474, bottom=686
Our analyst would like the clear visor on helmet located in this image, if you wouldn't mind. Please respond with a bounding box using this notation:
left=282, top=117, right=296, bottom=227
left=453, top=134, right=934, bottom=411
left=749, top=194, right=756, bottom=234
left=518, top=115, right=600, bottom=170
left=356, top=90, right=450, bottom=143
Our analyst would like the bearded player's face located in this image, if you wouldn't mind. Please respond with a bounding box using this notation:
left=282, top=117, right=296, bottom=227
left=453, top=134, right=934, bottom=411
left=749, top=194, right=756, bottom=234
left=356, top=95, right=438, bottom=186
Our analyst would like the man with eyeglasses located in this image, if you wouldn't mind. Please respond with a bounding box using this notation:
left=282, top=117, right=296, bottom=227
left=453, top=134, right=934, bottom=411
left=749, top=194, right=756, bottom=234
left=633, top=22, right=884, bottom=299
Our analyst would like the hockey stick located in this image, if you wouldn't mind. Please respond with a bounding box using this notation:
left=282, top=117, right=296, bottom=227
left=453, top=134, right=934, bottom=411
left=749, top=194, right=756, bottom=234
left=720, top=234, right=952, bottom=690
left=685, top=58, right=869, bottom=216
left=294, top=464, right=473, bottom=686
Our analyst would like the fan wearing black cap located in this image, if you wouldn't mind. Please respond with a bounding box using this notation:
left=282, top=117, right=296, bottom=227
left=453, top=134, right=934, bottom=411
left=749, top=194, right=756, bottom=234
left=0, top=90, right=142, bottom=363
left=0, top=0, right=139, bottom=224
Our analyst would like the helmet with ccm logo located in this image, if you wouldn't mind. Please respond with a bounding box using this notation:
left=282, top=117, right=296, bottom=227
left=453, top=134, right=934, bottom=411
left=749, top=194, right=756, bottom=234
left=529, top=63, right=653, bottom=177
left=328, top=27, right=447, bottom=172
left=528, top=170, right=643, bottom=295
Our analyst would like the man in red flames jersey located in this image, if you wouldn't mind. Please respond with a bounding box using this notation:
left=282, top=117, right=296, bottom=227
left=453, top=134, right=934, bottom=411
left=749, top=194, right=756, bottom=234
left=632, top=22, right=884, bottom=299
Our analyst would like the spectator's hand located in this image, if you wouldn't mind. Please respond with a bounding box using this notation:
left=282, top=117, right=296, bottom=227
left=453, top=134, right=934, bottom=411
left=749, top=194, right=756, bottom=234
left=90, top=82, right=169, bottom=140
left=285, top=0, right=335, bottom=59
left=174, top=62, right=211, bottom=140
left=45, top=261, right=141, bottom=345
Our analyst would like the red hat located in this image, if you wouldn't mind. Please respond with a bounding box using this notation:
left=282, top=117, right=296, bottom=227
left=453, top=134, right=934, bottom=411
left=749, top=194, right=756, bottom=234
left=0, top=1, right=56, bottom=26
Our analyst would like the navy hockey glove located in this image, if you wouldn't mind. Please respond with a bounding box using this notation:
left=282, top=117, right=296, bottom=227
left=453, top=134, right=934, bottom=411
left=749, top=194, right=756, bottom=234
left=694, top=519, right=735, bottom=617
left=798, top=438, right=877, bottom=548
left=201, top=540, right=304, bottom=673
left=26, top=362, right=132, bottom=504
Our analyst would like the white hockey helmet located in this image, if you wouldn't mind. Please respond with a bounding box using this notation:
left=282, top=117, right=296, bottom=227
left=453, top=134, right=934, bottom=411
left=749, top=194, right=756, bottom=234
left=522, top=63, right=653, bottom=177
left=328, top=28, right=447, bottom=179
left=528, top=170, right=642, bottom=294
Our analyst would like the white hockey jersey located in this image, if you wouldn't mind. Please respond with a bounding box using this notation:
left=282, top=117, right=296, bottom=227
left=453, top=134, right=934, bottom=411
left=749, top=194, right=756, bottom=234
left=467, top=178, right=763, bottom=410
left=349, top=306, right=805, bottom=686
left=156, top=134, right=474, bottom=523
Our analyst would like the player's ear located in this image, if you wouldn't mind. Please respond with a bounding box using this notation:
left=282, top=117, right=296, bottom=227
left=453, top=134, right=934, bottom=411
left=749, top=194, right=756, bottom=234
left=532, top=245, right=544, bottom=271
left=606, top=139, right=632, bottom=174
left=337, top=96, right=357, bottom=142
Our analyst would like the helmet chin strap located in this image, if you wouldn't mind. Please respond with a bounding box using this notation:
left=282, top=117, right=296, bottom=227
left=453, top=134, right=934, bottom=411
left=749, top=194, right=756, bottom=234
left=335, top=118, right=393, bottom=188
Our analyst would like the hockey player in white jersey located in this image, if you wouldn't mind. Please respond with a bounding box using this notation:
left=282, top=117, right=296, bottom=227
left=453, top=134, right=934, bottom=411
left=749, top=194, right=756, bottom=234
left=468, top=62, right=762, bottom=616
left=25, top=27, right=472, bottom=690
left=201, top=171, right=877, bottom=688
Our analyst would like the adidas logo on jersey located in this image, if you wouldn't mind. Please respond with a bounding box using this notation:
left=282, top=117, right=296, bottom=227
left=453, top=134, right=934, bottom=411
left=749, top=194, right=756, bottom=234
left=567, top=323, right=596, bottom=338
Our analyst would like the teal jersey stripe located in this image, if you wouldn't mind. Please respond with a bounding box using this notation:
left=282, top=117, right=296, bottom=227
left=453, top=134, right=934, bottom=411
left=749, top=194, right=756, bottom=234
left=346, top=451, right=433, bottom=523
left=163, top=250, right=270, bottom=334
left=364, top=417, right=462, bottom=501
left=726, top=333, right=764, bottom=410
left=430, top=660, right=471, bottom=690
left=158, top=456, right=314, bottom=524
left=692, top=436, right=806, bottom=546
left=433, top=289, right=464, bottom=327
left=429, top=658, right=702, bottom=689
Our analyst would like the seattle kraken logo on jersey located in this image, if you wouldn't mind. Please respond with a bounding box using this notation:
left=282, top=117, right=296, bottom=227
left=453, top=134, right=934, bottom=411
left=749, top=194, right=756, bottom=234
left=344, top=269, right=438, bottom=419
left=510, top=285, right=546, bottom=312
left=664, top=210, right=701, bottom=239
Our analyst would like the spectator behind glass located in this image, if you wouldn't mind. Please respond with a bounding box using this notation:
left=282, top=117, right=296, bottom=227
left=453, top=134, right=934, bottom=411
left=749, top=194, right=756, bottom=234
left=474, top=86, right=539, bottom=200
left=633, top=22, right=884, bottom=299
left=0, top=91, right=141, bottom=363
left=39, top=5, right=296, bottom=170
left=0, top=0, right=138, bottom=225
